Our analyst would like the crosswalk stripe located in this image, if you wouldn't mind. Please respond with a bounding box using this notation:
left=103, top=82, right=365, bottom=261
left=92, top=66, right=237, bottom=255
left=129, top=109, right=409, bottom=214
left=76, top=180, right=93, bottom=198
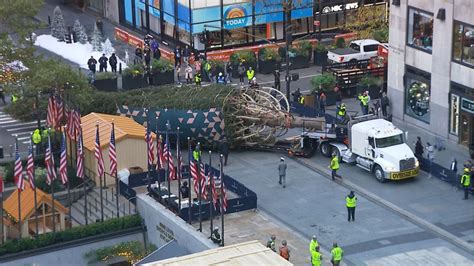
left=7, top=125, right=39, bottom=132
left=0, top=115, right=10, bottom=118
left=17, top=136, right=31, bottom=141
left=1, top=120, right=45, bottom=128
left=0, top=119, right=18, bottom=125
left=0, top=117, right=14, bottom=121
left=22, top=141, right=31, bottom=145
left=14, top=131, right=33, bottom=136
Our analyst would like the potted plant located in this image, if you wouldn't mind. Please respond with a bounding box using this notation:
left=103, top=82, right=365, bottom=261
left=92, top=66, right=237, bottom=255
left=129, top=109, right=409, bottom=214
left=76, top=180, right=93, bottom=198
left=313, top=43, right=328, bottom=66
left=122, top=64, right=147, bottom=90
left=290, top=41, right=312, bottom=70
left=149, top=58, right=174, bottom=86
left=357, top=75, right=383, bottom=99
left=229, top=50, right=257, bottom=78
left=258, top=47, right=281, bottom=74
left=93, top=72, right=117, bottom=92
left=310, top=73, right=338, bottom=106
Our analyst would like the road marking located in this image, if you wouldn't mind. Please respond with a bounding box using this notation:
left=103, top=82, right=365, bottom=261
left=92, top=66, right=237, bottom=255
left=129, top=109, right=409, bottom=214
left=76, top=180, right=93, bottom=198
left=17, top=136, right=31, bottom=141
left=0, top=114, right=10, bottom=118
left=13, top=131, right=32, bottom=136
left=1, top=120, right=45, bottom=128
left=22, top=141, right=31, bottom=145
left=0, top=120, right=18, bottom=125
left=7, top=125, right=39, bottom=132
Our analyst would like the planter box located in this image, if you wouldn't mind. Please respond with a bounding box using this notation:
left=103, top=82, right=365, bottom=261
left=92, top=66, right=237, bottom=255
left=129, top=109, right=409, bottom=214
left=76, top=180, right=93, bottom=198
left=93, top=78, right=118, bottom=92
left=290, top=55, right=310, bottom=70
left=231, top=62, right=257, bottom=79
left=258, top=59, right=280, bottom=74
left=149, top=70, right=174, bottom=86
left=122, top=75, right=148, bottom=90
left=323, top=91, right=338, bottom=106
left=357, top=85, right=381, bottom=99
left=313, top=51, right=328, bottom=66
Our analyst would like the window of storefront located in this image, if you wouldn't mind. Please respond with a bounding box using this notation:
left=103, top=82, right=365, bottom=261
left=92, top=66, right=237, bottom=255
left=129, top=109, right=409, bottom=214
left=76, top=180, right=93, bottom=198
left=405, top=66, right=431, bottom=123
left=453, top=21, right=474, bottom=67
left=407, top=8, right=433, bottom=52
left=450, top=94, right=460, bottom=135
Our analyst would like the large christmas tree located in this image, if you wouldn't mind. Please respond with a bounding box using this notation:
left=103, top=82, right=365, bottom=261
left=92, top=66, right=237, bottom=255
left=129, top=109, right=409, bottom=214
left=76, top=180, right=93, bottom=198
left=51, top=6, right=67, bottom=42
left=90, top=24, right=103, bottom=52
left=72, top=19, right=88, bottom=44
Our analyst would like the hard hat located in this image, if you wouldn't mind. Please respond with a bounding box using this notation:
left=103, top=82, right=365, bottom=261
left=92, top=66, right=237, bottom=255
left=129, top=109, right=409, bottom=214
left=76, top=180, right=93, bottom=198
left=219, top=72, right=222, bottom=76
left=214, top=226, right=219, bottom=230
left=312, top=235, right=317, bottom=240
left=465, top=168, right=470, bottom=173
left=280, top=157, right=285, bottom=161
left=341, top=103, right=346, bottom=107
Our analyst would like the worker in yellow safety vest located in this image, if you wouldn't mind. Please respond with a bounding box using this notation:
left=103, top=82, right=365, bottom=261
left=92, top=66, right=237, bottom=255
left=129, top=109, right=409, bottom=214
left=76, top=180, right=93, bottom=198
left=246, top=67, right=255, bottom=83
left=358, top=91, right=369, bottom=115
left=32, top=129, right=42, bottom=144
left=331, top=242, right=344, bottom=266
left=329, top=152, right=341, bottom=181
left=346, top=190, right=357, bottom=222
left=193, top=144, right=202, bottom=161
left=299, top=95, right=305, bottom=105
left=461, top=168, right=471, bottom=200
left=311, top=245, right=322, bottom=266
left=337, top=103, right=346, bottom=122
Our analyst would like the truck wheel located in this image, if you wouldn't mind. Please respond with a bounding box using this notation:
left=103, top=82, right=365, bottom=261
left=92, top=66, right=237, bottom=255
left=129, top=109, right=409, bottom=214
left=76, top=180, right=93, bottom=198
left=320, top=142, right=331, bottom=158
left=349, top=59, right=358, bottom=67
left=374, top=165, right=386, bottom=183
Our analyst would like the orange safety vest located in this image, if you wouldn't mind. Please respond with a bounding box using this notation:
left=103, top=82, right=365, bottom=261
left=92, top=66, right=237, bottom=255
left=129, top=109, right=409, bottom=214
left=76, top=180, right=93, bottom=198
left=279, top=246, right=290, bottom=260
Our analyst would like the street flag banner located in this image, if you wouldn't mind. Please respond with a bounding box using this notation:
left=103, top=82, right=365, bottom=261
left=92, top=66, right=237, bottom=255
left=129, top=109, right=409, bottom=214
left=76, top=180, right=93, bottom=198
left=109, top=123, right=117, bottom=176
left=27, top=144, right=35, bottom=189
left=200, top=162, right=207, bottom=199
left=47, top=96, right=57, bottom=128
left=145, top=128, right=154, bottom=168
left=165, top=133, right=176, bottom=181
left=221, top=182, right=228, bottom=213
left=45, top=135, right=57, bottom=185
left=55, top=96, right=64, bottom=125
left=189, top=147, right=199, bottom=196
left=156, top=136, right=165, bottom=170
left=59, top=132, right=68, bottom=184
left=94, top=125, right=105, bottom=177
left=14, top=144, right=25, bottom=192
left=76, top=129, right=84, bottom=179
left=211, top=174, right=218, bottom=211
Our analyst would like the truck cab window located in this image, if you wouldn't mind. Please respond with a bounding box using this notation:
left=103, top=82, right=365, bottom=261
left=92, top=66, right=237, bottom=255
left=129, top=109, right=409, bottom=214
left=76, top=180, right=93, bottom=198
left=368, top=137, right=375, bottom=148
left=350, top=43, right=361, bottom=51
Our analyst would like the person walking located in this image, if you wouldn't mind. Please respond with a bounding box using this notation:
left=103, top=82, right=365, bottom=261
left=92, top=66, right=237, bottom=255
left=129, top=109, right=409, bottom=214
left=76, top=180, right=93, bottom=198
left=225, top=62, right=233, bottom=83
left=109, top=53, right=118, bottom=73
left=204, top=61, right=213, bottom=83
left=176, top=64, right=182, bottom=84
left=346, top=191, right=357, bottom=222
left=87, top=56, right=97, bottom=73
left=279, top=240, right=290, bottom=261
left=274, top=69, right=281, bottom=91
left=330, top=152, right=341, bottom=181
left=185, top=64, right=193, bottom=84
left=134, top=45, right=143, bottom=64
left=330, top=242, right=344, bottom=266
left=414, top=136, right=424, bottom=160
left=381, top=92, right=390, bottom=117
left=98, top=53, right=108, bottom=72
left=0, top=85, right=6, bottom=105
left=309, top=235, right=319, bottom=254
left=246, top=66, right=255, bottom=84
left=237, top=62, right=245, bottom=85
left=358, top=91, right=369, bottom=115
left=337, top=103, right=346, bottom=123
left=311, top=245, right=322, bottom=266
left=174, top=45, right=182, bottom=67
left=180, top=181, right=189, bottom=199
left=426, top=142, right=435, bottom=176
left=266, top=235, right=276, bottom=252
left=194, top=72, right=202, bottom=86
left=460, top=168, right=471, bottom=200
left=278, top=157, right=287, bottom=188
left=182, top=45, right=191, bottom=64
left=319, top=92, right=326, bottom=114
left=219, top=136, right=229, bottom=166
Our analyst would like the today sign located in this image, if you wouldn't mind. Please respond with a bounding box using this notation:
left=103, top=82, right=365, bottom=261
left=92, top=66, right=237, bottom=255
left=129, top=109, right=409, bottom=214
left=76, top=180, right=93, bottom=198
left=224, top=6, right=249, bottom=29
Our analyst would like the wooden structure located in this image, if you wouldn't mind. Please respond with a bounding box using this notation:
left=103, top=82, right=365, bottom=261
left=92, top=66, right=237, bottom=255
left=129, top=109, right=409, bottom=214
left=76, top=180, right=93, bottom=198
left=78, top=112, right=155, bottom=185
left=2, top=187, right=68, bottom=240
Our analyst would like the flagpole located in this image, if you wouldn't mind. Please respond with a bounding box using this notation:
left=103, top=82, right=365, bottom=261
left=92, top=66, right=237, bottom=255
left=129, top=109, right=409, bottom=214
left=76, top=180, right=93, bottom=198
left=63, top=127, right=72, bottom=228
left=48, top=130, right=57, bottom=234
left=176, top=127, right=181, bottom=216
left=97, top=123, right=104, bottom=222
left=209, top=150, right=213, bottom=234
left=0, top=191, right=3, bottom=244
left=198, top=142, right=202, bottom=232
left=166, top=122, right=171, bottom=209
left=187, top=137, right=192, bottom=225
left=146, top=110, right=151, bottom=189
left=15, top=137, right=22, bottom=239
left=31, top=138, right=39, bottom=238
left=111, top=121, right=119, bottom=218
left=155, top=119, right=161, bottom=195
left=220, top=154, right=224, bottom=247
left=158, top=135, right=162, bottom=195
left=78, top=126, right=88, bottom=225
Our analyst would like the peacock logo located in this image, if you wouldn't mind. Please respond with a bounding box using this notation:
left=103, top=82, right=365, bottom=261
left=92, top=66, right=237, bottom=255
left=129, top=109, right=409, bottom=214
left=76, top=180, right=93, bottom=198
left=224, top=6, right=248, bottom=29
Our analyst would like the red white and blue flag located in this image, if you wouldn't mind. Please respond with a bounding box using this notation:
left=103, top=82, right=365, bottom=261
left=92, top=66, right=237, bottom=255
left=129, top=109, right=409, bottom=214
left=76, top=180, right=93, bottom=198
left=211, top=173, right=218, bottom=210
left=189, top=146, right=199, bottom=196
left=221, top=182, right=228, bottom=212
left=164, top=133, right=175, bottom=181
left=55, top=96, right=64, bottom=125
left=76, top=129, right=84, bottom=179
left=109, top=123, right=117, bottom=176
left=156, top=136, right=165, bottom=170
left=59, top=132, right=68, bottom=184
left=0, top=176, right=4, bottom=193
left=47, top=96, right=57, bottom=128
left=200, top=162, right=207, bottom=199
left=45, top=134, right=57, bottom=185
left=14, top=143, right=25, bottom=191
left=27, top=143, right=35, bottom=189
left=94, top=125, right=105, bottom=177
left=145, top=128, right=154, bottom=169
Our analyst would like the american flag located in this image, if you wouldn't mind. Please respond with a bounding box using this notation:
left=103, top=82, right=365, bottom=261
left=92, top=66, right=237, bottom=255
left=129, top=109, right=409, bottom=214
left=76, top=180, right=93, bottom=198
left=164, top=133, right=176, bottom=181
left=145, top=128, right=154, bottom=168
left=55, top=96, right=64, bottom=125
left=200, top=162, right=207, bottom=199
left=221, top=182, right=228, bottom=213
left=76, top=129, right=84, bottom=179
left=156, top=136, right=165, bottom=170
left=27, top=143, right=35, bottom=189
left=109, top=123, right=117, bottom=176
left=45, top=134, right=57, bottom=185
left=59, top=132, right=68, bottom=184
left=211, top=173, right=218, bottom=210
left=177, top=143, right=184, bottom=180
left=14, top=143, right=25, bottom=192
left=94, top=125, right=105, bottom=177
left=189, top=146, right=199, bottom=196
left=67, top=109, right=81, bottom=139
left=47, top=96, right=57, bottom=128
left=0, top=175, right=4, bottom=193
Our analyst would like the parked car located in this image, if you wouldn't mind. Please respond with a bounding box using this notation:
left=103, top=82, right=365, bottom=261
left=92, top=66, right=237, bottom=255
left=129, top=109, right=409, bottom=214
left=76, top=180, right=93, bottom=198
left=328, top=39, right=381, bottom=64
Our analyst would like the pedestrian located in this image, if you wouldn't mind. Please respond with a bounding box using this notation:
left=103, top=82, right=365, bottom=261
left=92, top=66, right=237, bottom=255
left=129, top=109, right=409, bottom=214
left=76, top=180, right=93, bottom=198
left=346, top=190, right=357, bottom=222
left=195, top=59, right=202, bottom=74
left=292, top=88, right=301, bottom=103
left=266, top=235, right=276, bottom=252
left=180, top=181, right=189, bottom=199
left=336, top=103, right=346, bottom=123
left=87, top=56, right=97, bottom=73
left=185, top=64, right=193, bottom=84
left=211, top=226, right=222, bottom=244
left=96, top=17, right=103, bottom=36
left=250, top=77, right=259, bottom=89
left=144, top=34, right=153, bottom=46
left=217, top=72, right=225, bottom=84
left=330, top=242, right=344, bottom=266
left=334, top=85, right=342, bottom=107
left=237, top=62, right=245, bottom=85
left=194, top=72, right=202, bottom=86
left=319, top=92, right=326, bottom=114
left=144, top=48, right=151, bottom=66
left=153, top=45, right=161, bottom=60
left=358, top=91, right=369, bottom=115
left=204, top=61, right=213, bottom=83
left=176, top=64, right=182, bottom=84
left=109, top=53, right=118, bottom=73
left=311, top=246, right=322, bottom=266
left=0, top=85, right=6, bottom=105
left=309, top=235, right=319, bottom=254
left=414, top=136, right=424, bottom=159
left=98, top=53, right=108, bottom=72
left=193, top=144, right=202, bottom=161
left=460, top=168, right=471, bottom=200
left=174, top=45, right=182, bottom=67
left=274, top=69, right=281, bottom=91
left=330, top=152, right=341, bottom=181
left=279, top=240, right=290, bottom=261
left=134, top=45, right=143, bottom=64
left=32, top=128, right=42, bottom=155
left=151, top=38, right=159, bottom=53
left=246, top=66, right=255, bottom=84
left=219, top=136, right=229, bottom=166
left=183, top=45, right=191, bottom=64
left=381, top=92, right=390, bottom=117
left=278, top=157, right=287, bottom=188
left=225, top=62, right=233, bottom=83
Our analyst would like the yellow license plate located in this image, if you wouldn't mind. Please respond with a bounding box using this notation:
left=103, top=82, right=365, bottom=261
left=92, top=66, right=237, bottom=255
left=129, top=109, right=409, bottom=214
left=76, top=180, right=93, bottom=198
left=390, top=168, right=419, bottom=179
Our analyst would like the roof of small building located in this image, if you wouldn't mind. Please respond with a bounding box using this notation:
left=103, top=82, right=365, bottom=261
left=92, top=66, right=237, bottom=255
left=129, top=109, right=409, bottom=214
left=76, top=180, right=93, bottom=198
left=81, top=112, right=155, bottom=151
left=3, top=186, right=68, bottom=222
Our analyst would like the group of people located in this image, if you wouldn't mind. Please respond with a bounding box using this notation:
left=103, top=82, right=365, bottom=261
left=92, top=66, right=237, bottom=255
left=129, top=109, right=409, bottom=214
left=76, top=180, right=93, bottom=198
left=134, top=34, right=161, bottom=66
left=357, top=90, right=390, bottom=117
left=266, top=234, right=345, bottom=265
left=87, top=53, right=118, bottom=75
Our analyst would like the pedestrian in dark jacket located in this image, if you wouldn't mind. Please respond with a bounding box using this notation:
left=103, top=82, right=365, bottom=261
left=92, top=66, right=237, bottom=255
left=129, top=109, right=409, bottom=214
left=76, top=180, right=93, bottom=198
left=87, top=56, right=97, bottom=73
left=98, top=54, right=108, bottom=72
left=134, top=45, right=143, bottom=64
left=381, top=92, right=390, bottom=117
left=237, top=62, right=245, bottom=85
left=109, top=53, right=118, bottom=73
left=219, top=136, right=229, bottom=166
left=225, top=63, right=233, bottom=83
left=144, top=49, right=151, bottom=66
left=174, top=46, right=182, bottom=67
left=278, top=157, right=287, bottom=188
left=183, top=45, right=191, bottom=64
left=274, top=69, right=281, bottom=91
left=0, top=85, right=6, bottom=105
left=415, top=136, right=424, bottom=159
left=292, top=88, right=301, bottom=103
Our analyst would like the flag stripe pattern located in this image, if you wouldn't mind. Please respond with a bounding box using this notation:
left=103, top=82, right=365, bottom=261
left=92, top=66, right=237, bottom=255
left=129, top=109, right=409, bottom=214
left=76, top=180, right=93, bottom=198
left=156, top=136, right=164, bottom=170
left=76, top=129, right=84, bottom=179
left=200, top=162, right=207, bottom=199
left=0, top=176, right=4, bottom=193
left=94, top=125, right=105, bottom=177
left=164, top=134, right=176, bottom=181
left=45, top=135, right=56, bottom=185
left=55, top=96, right=64, bottom=126
left=47, top=96, right=57, bottom=128
left=59, top=132, right=68, bottom=184
left=27, top=144, right=35, bottom=189
left=211, top=173, right=218, bottom=210
left=145, top=128, right=154, bottom=168
left=221, top=182, right=228, bottom=213
left=14, top=143, right=25, bottom=191
left=109, top=123, right=117, bottom=176
left=189, top=147, right=199, bottom=196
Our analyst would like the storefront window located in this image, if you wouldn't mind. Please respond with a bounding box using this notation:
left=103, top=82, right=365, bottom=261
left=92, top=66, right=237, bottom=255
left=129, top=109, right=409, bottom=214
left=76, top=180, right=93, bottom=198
left=450, top=94, right=460, bottom=135
left=405, top=67, right=431, bottom=123
left=453, top=21, right=474, bottom=67
left=407, top=8, right=433, bottom=52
